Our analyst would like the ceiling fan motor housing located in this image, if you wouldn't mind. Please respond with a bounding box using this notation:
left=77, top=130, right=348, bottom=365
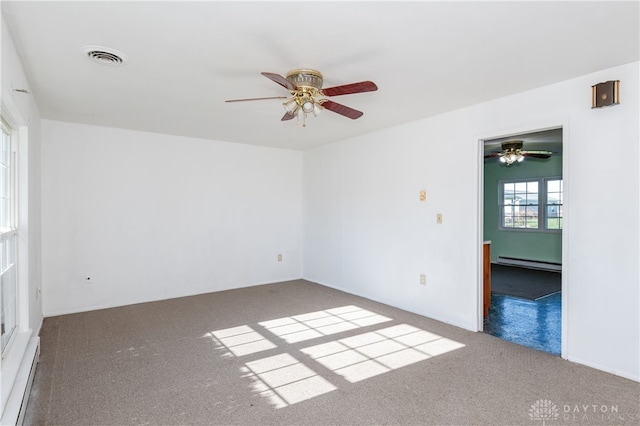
left=286, top=69, right=323, bottom=91
left=502, top=141, right=524, bottom=151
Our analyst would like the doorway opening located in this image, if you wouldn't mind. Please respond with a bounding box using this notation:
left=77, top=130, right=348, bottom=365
left=480, top=127, right=563, bottom=356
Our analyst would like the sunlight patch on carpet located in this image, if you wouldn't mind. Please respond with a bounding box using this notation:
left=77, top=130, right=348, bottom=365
left=207, top=325, right=277, bottom=357
left=301, top=324, right=465, bottom=383
left=241, top=353, right=337, bottom=408
left=258, top=305, right=392, bottom=343
left=206, top=306, right=464, bottom=408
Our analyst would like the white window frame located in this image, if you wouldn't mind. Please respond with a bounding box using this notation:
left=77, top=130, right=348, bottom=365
left=0, top=116, right=18, bottom=355
left=498, top=176, right=563, bottom=232
left=544, top=178, right=563, bottom=230
left=0, top=104, right=34, bottom=423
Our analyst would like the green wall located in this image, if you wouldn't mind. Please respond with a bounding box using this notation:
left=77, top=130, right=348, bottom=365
left=483, top=155, right=562, bottom=264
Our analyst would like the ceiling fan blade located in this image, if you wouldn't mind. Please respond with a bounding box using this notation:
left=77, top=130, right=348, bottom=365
left=321, top=100, right=364, bottom=119
left=522, top=150, right=553, bottom=155
left=321, top=81, right=378, bottom=97
left=225, top=96, right=288, bottom=103
left=261, top=72, right=297, bottom=91
left=484, top=153, right=502, bottom=159
left=281, top=112, right=295, bottom=121
left=522, top=152, right=552, bottom=159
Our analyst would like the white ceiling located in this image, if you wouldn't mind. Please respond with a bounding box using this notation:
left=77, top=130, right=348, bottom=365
left=2, top=1, right=638, bottom=151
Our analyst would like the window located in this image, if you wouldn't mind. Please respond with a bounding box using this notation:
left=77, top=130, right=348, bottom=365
left=499, top=177, right=563, bottom=231
left=0, top=118, right=17, bottom=354
left=546, top=179, right=563, bottom=229
left=0, top=105, right=36, bottom=425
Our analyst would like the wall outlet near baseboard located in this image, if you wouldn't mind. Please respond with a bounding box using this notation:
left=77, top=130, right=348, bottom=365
left=420, top=274, right=426, bottom=285
left=277, top=254, right=282, bottom=262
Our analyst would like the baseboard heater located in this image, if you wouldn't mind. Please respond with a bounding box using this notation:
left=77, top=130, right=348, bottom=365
left=496, top=256, right=562, bottom=272
left=16, top=338, right=39, bottom=425
left=2, top=337, right=40, bottom=426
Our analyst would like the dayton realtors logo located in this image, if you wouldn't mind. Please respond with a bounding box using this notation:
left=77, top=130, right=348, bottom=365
left=562, top=403, right=635, bottom=423
left=529, top=399, right=560, bottom=425
left=529, top=399, right=636, bottom=424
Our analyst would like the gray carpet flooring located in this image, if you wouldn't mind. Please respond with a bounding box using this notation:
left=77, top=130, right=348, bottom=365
left=25, top=280, right=639, bottom=425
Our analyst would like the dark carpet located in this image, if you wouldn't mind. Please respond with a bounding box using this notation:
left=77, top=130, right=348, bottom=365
left=491, top=264, right=561, bottom=300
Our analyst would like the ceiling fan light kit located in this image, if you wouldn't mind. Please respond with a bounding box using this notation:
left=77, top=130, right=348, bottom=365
left=499, top=152, right=525, bottom=165
left=225, top=68, right=378, bottom=127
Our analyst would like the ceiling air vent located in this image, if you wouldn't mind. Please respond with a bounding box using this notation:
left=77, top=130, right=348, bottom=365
left=82, top=46, right=128, bottom=66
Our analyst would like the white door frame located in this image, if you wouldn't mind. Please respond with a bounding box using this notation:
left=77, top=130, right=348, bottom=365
left=476, top=121, right=569, bottom=359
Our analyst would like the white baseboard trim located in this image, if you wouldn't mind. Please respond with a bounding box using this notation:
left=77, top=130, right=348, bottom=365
left=567, top=355, right=640, bottom=383
left=305, top=278, right=476, bottom=332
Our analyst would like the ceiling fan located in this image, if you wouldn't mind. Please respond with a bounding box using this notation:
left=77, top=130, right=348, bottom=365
left=485, top=140, right=553, bottom=166
left=225, top=69, right=378, bottom=127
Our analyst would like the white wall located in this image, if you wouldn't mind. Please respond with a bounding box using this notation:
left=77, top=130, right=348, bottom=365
left=303, top=115, right=480, bottom=330
left=41, top=121, right=302, bottom=315
left=303, top=61, right=639, bottom=381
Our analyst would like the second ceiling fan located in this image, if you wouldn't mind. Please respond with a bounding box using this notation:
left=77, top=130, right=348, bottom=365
left=485, top=140, right=553, bottom=166
left=225, top=69, right=378, bottom=126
